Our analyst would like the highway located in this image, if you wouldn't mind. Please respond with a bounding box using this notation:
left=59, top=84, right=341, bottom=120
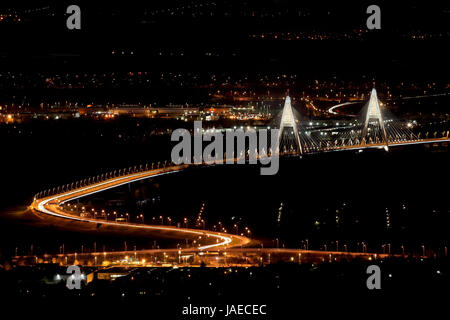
left=23, top=247, right=394, bottom=267
left=30, top=164, right=252, bottom=251
left=327, top=101, right=359, bottom=116
left=27, top=136, right=448, bottom=263
left=29, top=137, right=448, bottom=252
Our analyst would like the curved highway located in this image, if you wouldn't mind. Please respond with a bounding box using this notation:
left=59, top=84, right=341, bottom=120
left=327, top=101, right=360, bottom=116
left=30, top=164, right=252, bottom=251
left=28, top=139, right=449, bottom=255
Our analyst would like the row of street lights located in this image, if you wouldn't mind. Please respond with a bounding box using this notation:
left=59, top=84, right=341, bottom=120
left=34, top=160, right=171, bottom=199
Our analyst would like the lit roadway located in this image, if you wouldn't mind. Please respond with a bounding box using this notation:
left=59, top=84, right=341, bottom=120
left=39, top=247, right=394, bottom=267
left=30, top=164, right=252, bottom=251
left=327, top=101, right=359, bottom=116
left=27, top=139, right=447, bottom=263
left=29, top=139, right=449, bottom=252
left=326, top=137, right=450, bottom=151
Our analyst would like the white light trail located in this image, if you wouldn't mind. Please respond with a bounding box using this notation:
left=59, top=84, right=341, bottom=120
left=33, top=167, right=237, bottom=250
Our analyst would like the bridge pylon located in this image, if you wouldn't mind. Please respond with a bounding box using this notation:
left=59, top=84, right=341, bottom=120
left=362, top=88, right=389, bottom=149
left=277, top=95, right=302, bottom=154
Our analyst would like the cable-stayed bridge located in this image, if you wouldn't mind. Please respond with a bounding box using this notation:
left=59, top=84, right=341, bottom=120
left=276, top=88, right=450, bottom=155
left=32, top=87, right=449, bottom=202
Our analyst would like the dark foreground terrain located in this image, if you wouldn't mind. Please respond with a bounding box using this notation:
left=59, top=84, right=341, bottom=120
left=0, top=257, right=448, bottom=318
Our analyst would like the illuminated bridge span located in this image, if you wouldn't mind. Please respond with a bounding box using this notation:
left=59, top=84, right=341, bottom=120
left=277, top=88, right=450, bottom=154
left=30, top=165, right=252, bottom=251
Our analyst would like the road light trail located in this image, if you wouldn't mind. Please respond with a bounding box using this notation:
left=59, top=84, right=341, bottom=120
left=29, top=137, right=448, bottom=253
left=30, top=165, right=252, bottom=251
left=328, top=101, right=359, bottom=116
